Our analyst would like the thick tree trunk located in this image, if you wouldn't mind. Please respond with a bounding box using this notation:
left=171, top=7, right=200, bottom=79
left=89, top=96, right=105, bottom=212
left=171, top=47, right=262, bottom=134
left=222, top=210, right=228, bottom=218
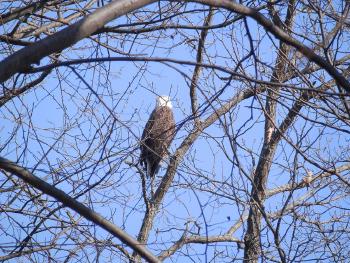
left=243, top=46, right=290, bottom=263
left=243, top=144, right=277, bottom=262
left=243, top=2, right=297, bottom=260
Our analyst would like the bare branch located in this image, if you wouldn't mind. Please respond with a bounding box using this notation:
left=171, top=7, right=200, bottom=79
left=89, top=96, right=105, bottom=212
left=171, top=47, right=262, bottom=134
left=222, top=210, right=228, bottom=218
left=0, top=157, right=161, bottom=263
left=192, top=0, right=350, bottom=93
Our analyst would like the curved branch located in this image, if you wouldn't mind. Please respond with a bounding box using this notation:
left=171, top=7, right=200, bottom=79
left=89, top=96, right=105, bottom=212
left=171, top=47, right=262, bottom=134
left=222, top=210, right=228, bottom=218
left=24, top=56, right=298, bottom=88
left=0, top=157, right=161, bottom=263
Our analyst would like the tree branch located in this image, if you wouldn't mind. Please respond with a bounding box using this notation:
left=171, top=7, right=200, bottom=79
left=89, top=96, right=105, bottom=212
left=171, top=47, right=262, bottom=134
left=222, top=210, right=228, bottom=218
left=0, top=157, right=161, bottom=263
left=191, top=0, right=350, bottom=93
left=0, top=0, right=157, bottom=83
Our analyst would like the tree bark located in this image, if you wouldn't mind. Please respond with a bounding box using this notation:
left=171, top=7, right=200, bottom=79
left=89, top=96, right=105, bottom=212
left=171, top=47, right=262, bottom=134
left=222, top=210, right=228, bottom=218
left=0, top=0, right=156, bottom=83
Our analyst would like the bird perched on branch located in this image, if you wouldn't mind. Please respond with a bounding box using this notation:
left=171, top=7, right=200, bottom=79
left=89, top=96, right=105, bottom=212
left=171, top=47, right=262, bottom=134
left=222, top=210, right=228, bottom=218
left=303, top=170, right=313, bottom=189
left=140, top=96, right=175, bottom=178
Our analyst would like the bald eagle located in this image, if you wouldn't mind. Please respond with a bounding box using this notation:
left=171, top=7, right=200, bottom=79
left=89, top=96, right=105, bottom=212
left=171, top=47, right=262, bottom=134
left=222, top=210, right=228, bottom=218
left=140, top=96, right=175, bottom=178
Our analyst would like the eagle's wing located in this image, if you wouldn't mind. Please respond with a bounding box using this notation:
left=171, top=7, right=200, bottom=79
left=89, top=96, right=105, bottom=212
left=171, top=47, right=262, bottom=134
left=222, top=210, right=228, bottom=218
left=140, top=109, right=156, bottom=165
left=163, top=111, right=175, bottom=154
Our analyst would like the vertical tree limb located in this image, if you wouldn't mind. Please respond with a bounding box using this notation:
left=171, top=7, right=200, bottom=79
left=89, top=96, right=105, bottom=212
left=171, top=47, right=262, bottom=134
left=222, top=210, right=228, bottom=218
left=244, top=1, right=296, bottom=261
left=189, top=7, right=214, bottom=123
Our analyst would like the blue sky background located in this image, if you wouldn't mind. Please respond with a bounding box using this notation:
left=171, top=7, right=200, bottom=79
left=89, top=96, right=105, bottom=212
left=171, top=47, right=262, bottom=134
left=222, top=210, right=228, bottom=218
left=1, top=1, right=349, bottom=262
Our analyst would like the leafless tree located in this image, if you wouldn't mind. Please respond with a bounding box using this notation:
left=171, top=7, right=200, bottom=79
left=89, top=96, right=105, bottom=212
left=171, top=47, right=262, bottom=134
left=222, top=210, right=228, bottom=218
left=1, top=0, right=350, bottom=262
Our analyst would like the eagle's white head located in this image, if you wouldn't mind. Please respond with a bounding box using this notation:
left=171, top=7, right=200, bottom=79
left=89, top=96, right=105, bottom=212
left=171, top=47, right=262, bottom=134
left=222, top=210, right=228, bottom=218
left=156, top=95, right=172, bottom=108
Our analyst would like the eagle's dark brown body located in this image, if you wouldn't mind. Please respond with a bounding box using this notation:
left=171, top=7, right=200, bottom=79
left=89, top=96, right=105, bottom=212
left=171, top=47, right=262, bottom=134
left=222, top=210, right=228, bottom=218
left=140, top=105, right=175, bottom=178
